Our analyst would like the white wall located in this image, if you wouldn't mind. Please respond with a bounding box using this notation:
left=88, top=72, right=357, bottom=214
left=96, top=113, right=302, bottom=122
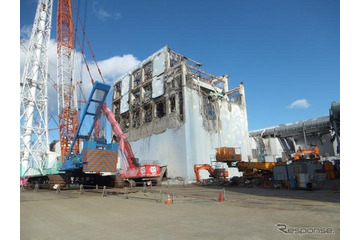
left=128, top=87, right=251, bottom=180
left=183, top=88, right=250, bottom=179
left=130, top=125, right=188, bottom=178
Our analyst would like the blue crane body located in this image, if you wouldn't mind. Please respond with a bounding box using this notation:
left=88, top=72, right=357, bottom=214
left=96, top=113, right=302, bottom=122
left=61, top=81, right=118, bottom=173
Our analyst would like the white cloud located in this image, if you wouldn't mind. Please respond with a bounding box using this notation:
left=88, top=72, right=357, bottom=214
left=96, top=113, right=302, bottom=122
left=20, top=36, right=140, bottom=118
left=287, top=99, right=310, bottom=109
left=20, top=25, right=32, bottom=40
left=95, top=55, right=140, bottom=81
left=76, top=53, right=140, bottom=104
left=92, top=1, right=121, bottom=21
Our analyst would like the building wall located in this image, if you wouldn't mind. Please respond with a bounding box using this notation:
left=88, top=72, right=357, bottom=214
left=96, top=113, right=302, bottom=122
left=249, top=132, right=337, bottom=162
left=112, top=46, right=251, bottom=180
left=130, top=125, right=188, bottom=178
left=249, top=115, right=338, bottom=162
left=183, top=87, right=250, bottom=179
left=293, top=133, right=336, bottom=157
left=250, top=137, right=284, bottom=162
left=128, top=86, right=251, bottom=179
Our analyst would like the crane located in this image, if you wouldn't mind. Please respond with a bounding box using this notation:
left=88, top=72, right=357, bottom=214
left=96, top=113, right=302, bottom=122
left=21, top=40, right=60, bottom=95
left=68, top=2, right=163, bottom=183
left=22, top=0, right=163, bottom=188
left=20, top=0, right=53, bottom=177
left=57, top=0, right=79, bottom=164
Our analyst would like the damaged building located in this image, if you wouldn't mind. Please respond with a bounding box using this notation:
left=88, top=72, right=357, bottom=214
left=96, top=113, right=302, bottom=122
left=112, top=46, right=251, bottom=179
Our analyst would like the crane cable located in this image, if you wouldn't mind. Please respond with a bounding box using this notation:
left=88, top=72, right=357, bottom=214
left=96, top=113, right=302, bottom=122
left=73, top=2, right=105, bottom=85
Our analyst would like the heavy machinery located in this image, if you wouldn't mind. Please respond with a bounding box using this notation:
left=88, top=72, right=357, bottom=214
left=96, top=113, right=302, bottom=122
left=60, top=81, right=162, bottom=186
left=20, top=0, right=53, bottom=177
left=26, top=82, right=119, bottom=188
left=293, top=145, right=320, bottom=161
left=65, top=0, right=163, bottom=184
left=56, top=0, right=79, bottom=164
left=236, top=161, right=278, bottom=179
left=193, top=164, right=228, bottom=183
left=101, top=104, right=161, bottom=182
left=27, top=82, right=162, bottom=188
left=61, top=82, right=115, bottom=173
left=216, top=147, right=241, bottom=165
left=215, top=147, right=281, bottom=179
left=23, top=0, right=162, bottom=188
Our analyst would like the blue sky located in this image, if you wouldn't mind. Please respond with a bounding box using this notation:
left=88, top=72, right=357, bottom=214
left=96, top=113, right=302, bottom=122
left=20, top=0, right=340, bottom=139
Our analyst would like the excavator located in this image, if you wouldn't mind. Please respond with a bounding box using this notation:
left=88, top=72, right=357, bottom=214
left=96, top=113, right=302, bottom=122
left=193, top=164, right=228, bottom=183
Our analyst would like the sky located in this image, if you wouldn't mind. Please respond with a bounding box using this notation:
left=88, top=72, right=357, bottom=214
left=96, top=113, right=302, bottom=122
left=20, top=0, right=340, bottom=141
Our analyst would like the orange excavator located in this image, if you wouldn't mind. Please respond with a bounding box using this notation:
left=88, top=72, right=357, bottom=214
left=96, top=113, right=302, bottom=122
left=293, top=146, right=320, bottom=161
left=194, top=164, right=229, bottom=183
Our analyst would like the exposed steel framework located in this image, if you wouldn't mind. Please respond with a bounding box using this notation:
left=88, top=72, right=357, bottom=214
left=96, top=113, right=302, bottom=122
left=57, top=0, right=79, bottom=163
left=20, top=0, right=53, bottom=177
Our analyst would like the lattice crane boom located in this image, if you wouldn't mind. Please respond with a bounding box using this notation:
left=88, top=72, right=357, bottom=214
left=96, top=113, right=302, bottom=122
left=20, top=0, right=53, bottom=177
left=57, top=0, right=79, bottom=163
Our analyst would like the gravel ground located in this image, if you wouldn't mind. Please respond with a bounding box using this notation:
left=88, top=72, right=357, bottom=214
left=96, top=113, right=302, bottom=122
left=20, top=185, right=340, bottom=240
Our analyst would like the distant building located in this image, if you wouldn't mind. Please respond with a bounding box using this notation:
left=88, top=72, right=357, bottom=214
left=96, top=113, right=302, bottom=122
left=112, top=46, right=251, bottom=179
left=249, top=114, right=339, bottom=162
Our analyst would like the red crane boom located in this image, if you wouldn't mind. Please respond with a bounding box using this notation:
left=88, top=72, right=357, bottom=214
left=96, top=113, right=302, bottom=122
left=56, top=0, right=79, bottom=163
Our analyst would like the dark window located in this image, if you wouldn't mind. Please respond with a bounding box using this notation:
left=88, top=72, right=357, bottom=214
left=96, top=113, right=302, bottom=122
left=133, top=69, right=141, bottom=87
left=170, top=95, right=176, bottom=113
left=178, top=91, right=184, bottom=121
left=156, top=99, right=166, bottom=118
left=120, top=113, right=130, bottom=131
left=143, top=85, right=152, bottom=103
left=144, top=62, right=153, bottom=82
left=204, top=97, right=216, bottom=120
left=132, top=109, right=140, bottom=128
left=143, top=104, right=152, bottom=123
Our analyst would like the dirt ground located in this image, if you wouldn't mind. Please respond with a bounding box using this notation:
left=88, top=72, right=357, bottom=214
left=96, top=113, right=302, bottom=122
left=20, top=184, right=340, bottom=240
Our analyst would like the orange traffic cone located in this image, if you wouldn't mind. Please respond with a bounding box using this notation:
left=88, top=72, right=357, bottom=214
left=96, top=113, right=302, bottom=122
left=166, top=194, right=172, bottom=205
left=218, top=191, right=223, bottom=202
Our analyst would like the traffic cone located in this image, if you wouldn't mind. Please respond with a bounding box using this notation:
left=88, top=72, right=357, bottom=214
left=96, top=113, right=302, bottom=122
left=166, top=194, right=172, bottom=205
left=218, top=191, right=223, bottom=202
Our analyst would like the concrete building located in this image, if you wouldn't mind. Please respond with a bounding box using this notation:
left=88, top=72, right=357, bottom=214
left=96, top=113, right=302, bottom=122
left=112, top=46, right=251, bottom=179
left=249, top=115, right=339, bottom=163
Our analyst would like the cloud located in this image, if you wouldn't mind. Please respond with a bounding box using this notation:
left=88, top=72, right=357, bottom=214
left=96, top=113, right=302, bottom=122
left=76, top=53, right=140, bottom=104
left=286, top=99, right=310, bottom=109
left=92, top=1, right=121, bottom=21
left=95, top=55, right=140, bottom=81
left=20, top=35, right=140, bottom=119
left=20, top=25, right=32, bottom=40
